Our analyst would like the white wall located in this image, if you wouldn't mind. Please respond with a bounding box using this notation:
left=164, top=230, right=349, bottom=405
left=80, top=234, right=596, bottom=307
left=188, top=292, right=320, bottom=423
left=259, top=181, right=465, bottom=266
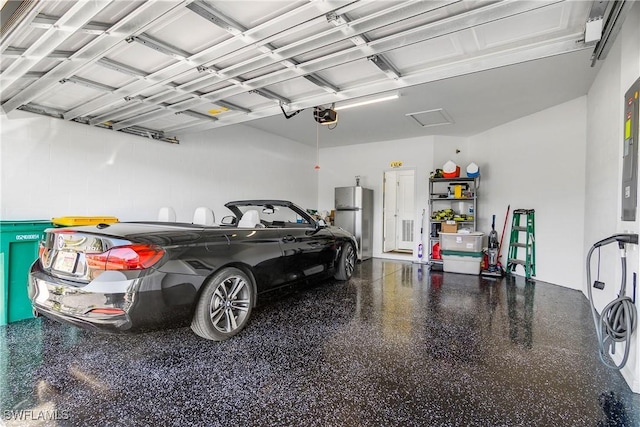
left=467, top=97, right=587, bottom=289
left=585, top=3, right=640, bottom=391
left=0, top=110, right=318, bottom=222
left=432, top=135, right=472, bottom=168
left=317, top=136, right=435, bottom=261
left=318, top=97, right=588, bottom=290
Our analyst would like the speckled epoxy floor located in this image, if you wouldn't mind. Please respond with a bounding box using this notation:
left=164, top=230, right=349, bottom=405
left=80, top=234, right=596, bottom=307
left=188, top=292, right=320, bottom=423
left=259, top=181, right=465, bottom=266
left=2, top=259, right=639, bottom=426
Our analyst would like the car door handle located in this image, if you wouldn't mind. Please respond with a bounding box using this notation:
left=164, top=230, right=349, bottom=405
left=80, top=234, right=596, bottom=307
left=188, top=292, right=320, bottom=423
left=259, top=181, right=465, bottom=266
left=282, top=235, right=296, bottom=243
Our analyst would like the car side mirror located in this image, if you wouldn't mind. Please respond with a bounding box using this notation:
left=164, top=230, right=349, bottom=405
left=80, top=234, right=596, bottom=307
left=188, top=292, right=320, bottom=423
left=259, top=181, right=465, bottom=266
left=316, top=219, right=327, bottom=228
left=221, top=215, right=237, bottom=226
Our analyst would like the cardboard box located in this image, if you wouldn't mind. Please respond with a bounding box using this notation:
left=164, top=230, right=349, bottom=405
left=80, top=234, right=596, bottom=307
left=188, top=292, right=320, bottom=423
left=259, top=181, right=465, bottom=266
left=441, top=221, right=458, bottom=233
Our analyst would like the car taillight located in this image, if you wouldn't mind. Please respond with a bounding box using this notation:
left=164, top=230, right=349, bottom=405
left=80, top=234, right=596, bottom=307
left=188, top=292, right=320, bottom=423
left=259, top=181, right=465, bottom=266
left=86, top=244, right=165, bottom=271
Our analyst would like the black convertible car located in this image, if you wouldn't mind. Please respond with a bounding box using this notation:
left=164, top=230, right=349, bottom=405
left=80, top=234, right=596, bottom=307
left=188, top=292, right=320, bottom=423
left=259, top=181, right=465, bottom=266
left=28, top=200, right=357, bottom=341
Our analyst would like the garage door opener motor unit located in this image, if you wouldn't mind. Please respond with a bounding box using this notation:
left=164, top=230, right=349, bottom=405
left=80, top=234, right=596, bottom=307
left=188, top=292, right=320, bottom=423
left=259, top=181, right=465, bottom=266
left=313, top=105, right=337, bottom=125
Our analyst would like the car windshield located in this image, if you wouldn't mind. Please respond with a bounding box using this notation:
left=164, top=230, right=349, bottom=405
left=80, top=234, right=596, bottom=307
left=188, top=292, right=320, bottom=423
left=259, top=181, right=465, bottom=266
left=236, top=204, right=311, bottom=227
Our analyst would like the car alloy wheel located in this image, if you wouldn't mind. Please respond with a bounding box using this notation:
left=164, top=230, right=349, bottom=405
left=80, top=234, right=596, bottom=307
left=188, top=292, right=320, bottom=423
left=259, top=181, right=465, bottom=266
left=191, top=267, right=254, bottom=341
left=344, top=243, right=356, bottom=278
left=210, top=275, right=251, bottom=333
left=334, top=242, right=356, bottom=281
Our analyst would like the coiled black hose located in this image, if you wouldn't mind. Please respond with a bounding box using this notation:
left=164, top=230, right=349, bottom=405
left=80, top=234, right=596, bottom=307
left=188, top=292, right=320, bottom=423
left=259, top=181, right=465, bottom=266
left=586, top=243, right=637, bottom=370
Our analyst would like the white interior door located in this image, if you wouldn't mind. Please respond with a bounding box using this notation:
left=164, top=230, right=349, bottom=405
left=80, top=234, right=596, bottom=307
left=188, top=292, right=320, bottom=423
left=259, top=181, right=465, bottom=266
left=383, top=171, right=397, bottom=252
left=396, top=170, right=415, bottom=250
left=383, top=169, right=416, bottom=253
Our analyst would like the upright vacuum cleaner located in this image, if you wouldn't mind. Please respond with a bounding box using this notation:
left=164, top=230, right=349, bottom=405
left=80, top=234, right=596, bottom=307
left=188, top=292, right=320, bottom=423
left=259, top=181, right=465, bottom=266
left=586, top=233, right=638, bottom=370
left=482, top=215, right=502, bottom=277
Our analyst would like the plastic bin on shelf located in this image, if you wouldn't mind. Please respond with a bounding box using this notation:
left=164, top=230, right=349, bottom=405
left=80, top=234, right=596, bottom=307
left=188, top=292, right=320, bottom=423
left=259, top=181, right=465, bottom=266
left=441, top=250, right=482, bottom=275
left=0, top=220, right=52, bottom=325
left=439, top=231, right=484, bottom=252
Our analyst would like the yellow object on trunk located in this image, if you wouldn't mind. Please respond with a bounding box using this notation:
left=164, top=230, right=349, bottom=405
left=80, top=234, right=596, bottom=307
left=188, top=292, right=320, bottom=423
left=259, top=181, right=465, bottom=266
left=51, top=216, right=119, bottom=226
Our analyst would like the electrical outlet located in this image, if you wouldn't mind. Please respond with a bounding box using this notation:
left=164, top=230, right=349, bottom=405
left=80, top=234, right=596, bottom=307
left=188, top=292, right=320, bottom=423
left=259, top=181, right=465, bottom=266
left=594, top=280, right=605, bottom=290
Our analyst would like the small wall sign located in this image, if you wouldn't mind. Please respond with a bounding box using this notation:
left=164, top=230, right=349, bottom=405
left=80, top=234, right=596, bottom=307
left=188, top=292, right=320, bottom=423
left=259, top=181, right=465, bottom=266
left=390, top=161, right=403, bottom=168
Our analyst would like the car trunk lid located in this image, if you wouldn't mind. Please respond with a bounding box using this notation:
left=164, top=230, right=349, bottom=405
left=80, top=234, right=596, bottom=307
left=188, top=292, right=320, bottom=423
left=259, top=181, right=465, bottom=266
left=38, top=224, right=184, bottom=282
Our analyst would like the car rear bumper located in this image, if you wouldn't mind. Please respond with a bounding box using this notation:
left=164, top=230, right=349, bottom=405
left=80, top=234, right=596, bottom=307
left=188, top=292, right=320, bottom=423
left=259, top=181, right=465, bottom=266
left=32, top=303, right=132, bottom=332
left=28, top=260, right=199, bottom=333
left=29, top=262, right=135, bottom=332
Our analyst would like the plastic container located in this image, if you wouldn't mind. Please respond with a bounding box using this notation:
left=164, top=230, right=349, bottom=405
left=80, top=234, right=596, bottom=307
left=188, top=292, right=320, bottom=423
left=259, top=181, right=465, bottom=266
left=441, top=250, right=482, bottom=274
left=0, top=220, right=52, bottom=325
left=466, top=162, right=480, bottom=178
left=432, top=242, right=441, bottom=260
left=439, top=231, right=484, bottom=252
left=442, top=166, right=460, bottom=178
left=451, top=201, right=473, bottom=215
left=51, top=216, right=118, bottom=226
left=442, top=160, right=460, bottom=178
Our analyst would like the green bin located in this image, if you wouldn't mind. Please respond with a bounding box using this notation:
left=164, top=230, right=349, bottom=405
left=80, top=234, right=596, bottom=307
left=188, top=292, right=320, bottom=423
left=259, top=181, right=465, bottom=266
left=0, top=220, right=52, bottom=325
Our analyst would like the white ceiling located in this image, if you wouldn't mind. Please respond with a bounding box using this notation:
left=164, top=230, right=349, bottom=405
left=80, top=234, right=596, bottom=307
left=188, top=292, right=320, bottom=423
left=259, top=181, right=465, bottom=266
left=249, top=48, right=600, bottom=146
left=0, top=1, right=612, bottom=146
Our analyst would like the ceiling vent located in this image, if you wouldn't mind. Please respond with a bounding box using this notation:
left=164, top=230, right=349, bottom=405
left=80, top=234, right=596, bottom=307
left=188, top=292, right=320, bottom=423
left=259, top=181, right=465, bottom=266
left=406, top=108, right=454, bottom=128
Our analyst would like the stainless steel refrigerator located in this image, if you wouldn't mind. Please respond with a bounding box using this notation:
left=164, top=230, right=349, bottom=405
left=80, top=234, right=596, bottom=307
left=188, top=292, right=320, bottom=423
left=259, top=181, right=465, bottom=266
left=334, top=186, right=373, bottom=261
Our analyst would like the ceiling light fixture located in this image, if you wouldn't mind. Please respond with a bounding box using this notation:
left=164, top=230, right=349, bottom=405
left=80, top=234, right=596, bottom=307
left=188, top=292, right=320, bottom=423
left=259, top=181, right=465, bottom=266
left=334, top=94, right=399, bottom=111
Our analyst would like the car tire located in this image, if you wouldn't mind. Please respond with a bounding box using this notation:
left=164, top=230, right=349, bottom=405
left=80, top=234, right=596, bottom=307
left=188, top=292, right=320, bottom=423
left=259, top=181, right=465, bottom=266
left=191, top=267, right=254, bottom=341
left=334, top=242, right=356, bottom=281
